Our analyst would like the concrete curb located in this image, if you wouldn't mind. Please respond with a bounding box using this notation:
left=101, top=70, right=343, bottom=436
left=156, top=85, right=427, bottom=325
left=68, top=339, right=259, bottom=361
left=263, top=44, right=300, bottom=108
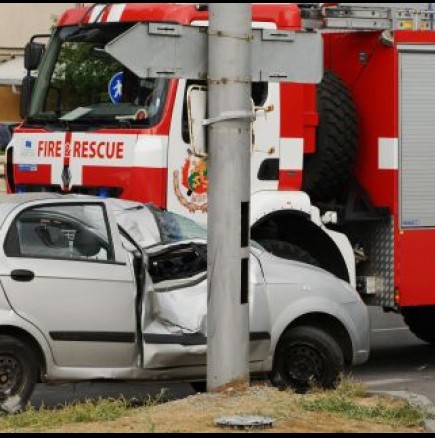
left=369, top=391, right=435, bottom=433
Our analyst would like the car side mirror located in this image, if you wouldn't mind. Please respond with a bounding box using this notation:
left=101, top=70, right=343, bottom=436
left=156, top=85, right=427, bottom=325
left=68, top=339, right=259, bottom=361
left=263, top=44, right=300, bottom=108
left=24, top=42, right=46, bottom=71
left=187, top=85, right=207, bottom=157
left=20, top=75, right=36, bottom=119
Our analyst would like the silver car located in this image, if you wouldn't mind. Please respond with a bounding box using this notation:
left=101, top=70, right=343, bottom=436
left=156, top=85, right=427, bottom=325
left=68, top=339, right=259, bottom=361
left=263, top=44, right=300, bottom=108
left=0, top=195, right=370, bottom=413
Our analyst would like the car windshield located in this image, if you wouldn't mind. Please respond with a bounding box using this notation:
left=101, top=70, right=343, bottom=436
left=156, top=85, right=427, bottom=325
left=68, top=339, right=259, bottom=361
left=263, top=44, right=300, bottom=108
left=28, top=25, right=169, bottom=129
left=150, top=207, right=207, bottom=244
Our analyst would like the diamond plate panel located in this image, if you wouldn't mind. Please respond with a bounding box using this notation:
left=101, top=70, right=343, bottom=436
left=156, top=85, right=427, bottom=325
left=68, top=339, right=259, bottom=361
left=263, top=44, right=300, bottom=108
left=367, top=218, right=395, bottom=308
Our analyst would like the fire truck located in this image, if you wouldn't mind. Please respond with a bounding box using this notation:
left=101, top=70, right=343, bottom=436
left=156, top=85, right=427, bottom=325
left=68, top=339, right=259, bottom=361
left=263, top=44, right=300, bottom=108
left=6, top=3, right=435, bottom=342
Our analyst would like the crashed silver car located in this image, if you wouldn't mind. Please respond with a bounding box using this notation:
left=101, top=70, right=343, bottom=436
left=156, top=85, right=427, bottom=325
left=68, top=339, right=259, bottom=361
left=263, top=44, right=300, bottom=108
left=0, top=195, right=370, bottom=412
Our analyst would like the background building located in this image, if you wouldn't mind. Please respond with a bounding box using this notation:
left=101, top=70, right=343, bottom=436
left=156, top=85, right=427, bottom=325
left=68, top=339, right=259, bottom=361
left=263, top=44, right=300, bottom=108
left=0, top=3, right=85, bottom=122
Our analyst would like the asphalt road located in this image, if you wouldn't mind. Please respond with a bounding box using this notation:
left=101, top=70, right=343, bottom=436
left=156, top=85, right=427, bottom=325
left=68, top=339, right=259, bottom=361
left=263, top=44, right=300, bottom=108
left=354, top=307, right=435, bottom=403
left=28, top=307, right=435, bottom=409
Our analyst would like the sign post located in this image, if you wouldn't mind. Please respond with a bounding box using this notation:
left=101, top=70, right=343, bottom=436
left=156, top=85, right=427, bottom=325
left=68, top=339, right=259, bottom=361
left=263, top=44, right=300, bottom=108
left=206, top=3, right=252, bottom=392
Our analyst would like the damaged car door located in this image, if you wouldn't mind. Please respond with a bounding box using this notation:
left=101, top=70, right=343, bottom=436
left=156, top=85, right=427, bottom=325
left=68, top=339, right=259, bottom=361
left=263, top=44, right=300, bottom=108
left=140, top=241, right=272, bottom=371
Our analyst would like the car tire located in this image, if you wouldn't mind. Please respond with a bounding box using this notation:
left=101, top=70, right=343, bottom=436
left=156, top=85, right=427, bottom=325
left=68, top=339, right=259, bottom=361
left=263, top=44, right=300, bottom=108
left=271, top=326, right=344, bottom=394
left=0, top=336, right=38, bottom=414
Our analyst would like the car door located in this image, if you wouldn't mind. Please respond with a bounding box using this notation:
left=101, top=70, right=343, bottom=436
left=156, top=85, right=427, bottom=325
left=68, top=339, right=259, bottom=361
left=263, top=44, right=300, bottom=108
left=0, top=200, right=138, bottom=369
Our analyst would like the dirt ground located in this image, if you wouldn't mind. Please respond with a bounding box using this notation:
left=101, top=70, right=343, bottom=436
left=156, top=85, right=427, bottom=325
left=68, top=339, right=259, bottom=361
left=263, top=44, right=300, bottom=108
left=48, top=387, right=425, bottom=434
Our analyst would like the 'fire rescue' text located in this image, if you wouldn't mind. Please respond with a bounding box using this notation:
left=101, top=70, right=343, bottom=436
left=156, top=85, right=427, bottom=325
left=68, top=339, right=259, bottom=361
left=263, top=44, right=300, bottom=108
left=37, top=141, right=125, bottom=160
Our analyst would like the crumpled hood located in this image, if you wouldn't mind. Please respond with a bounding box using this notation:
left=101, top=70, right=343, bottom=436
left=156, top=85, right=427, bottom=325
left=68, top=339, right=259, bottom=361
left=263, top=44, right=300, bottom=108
left=259, top=251, right=360, bottom=305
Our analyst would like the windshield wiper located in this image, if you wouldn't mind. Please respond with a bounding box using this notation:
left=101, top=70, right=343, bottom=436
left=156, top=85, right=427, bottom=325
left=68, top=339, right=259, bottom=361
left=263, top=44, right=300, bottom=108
left=60, top=107, right=94, bottom=122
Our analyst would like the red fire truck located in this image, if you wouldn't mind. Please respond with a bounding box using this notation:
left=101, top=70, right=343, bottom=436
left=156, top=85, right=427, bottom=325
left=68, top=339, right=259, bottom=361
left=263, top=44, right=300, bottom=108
left=7, top=3, right=435, bottom=342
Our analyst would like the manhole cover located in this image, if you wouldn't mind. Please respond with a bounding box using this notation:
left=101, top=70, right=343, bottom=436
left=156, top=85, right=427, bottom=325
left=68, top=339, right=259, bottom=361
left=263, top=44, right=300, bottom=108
left=215, top=415, right=275, bottom=430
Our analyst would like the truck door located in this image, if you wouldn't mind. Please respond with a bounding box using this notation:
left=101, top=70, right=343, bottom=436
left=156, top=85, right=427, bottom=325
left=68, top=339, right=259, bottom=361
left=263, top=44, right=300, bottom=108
left=167, top=80, right=281, bottom=225
left=0, top=201, right=138, bottom=368
left=251, top=83, right=281, bottom=195
left=399, top=45, right=435, bottom=306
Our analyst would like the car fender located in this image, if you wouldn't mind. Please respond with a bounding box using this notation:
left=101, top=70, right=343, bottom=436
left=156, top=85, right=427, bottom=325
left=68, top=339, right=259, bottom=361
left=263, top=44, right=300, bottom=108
left=269, top=293, right=365, bottom=358
left=251, top=191, right=356, bottom=287
left=0, top=307, right=55, bottom=373
left=250, top=191, right=312, bottom=226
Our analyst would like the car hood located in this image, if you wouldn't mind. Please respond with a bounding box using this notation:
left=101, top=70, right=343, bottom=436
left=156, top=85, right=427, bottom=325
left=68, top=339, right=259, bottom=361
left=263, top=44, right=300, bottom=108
left=259, top=251, right=361, bottom=305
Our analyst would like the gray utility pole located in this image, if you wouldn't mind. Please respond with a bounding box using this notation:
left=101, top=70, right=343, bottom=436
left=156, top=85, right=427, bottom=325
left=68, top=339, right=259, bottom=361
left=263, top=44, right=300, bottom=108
left=206, top=3, right=253, bottom=392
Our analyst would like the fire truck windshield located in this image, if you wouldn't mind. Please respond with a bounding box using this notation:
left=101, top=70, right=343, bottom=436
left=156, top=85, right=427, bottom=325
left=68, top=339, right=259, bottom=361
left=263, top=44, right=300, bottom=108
left=28, top=25, right=169, bottom=129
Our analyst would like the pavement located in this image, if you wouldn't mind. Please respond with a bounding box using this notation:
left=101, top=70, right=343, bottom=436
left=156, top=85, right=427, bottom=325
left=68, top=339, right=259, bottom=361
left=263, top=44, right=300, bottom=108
left=377, top=392, right=435, bottom=433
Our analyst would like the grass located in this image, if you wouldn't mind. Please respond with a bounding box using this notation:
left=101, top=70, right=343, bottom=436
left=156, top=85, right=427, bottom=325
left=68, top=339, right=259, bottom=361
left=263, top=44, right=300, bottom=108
left=0, top=399, right=131, bottom=432
left=298, top=380, right=428, bottom=429
left=0, top=382, right=428, bottom=433
left=0, top=390, right=168, bottom=433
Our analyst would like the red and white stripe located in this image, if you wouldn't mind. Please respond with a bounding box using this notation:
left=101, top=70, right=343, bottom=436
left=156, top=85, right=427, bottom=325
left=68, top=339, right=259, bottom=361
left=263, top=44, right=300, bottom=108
left=379, top=138, right=399, bottom=171
left=279, top=138, right=304, bottom=191
left=86, top=3, right=127, bottom=24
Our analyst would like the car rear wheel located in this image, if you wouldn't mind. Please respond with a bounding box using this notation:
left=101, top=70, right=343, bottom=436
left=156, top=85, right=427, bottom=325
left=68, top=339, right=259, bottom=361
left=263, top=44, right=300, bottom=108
left=0, top=336, right=38, bottom=414
left=270, top=326, right=344, bottom=394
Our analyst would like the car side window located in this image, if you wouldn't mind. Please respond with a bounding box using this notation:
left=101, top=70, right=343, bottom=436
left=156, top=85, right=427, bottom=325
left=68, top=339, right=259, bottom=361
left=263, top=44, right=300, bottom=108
left=5, top=204, right=114, bottom=262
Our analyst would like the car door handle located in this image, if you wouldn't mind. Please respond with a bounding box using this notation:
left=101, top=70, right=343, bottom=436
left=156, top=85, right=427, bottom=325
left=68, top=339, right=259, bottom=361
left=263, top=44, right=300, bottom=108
left=11, top=270, right=35, bottom=283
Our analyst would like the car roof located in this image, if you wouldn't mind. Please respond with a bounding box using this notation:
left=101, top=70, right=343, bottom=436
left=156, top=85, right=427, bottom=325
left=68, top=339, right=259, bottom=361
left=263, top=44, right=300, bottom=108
left=0, top=194, right=112, bottom=227
left=0, top=193, right=88, bottom=207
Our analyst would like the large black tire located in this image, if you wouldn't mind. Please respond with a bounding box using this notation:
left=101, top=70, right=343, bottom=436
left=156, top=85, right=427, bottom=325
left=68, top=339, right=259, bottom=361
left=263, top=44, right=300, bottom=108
left=0, top=336, right=38, bottom=414
left=258, top=240, right=320, bottom=268
left=270, top=326, right=344, bottom=394
left=303, top=72, right=359, bottom=202
left=403, top=308, right=435, bottom=345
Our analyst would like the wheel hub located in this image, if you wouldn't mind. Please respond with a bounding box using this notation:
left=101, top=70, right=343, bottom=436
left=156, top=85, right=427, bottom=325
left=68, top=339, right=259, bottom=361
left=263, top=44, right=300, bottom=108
left=0, top=356, right=22, bottom=396
left=285, top=345, right=324, bottom=386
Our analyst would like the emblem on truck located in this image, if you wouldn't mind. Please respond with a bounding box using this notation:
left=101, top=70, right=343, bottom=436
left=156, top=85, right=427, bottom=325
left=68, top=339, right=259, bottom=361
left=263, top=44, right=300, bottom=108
left=174, top=151, right=208, bottom=214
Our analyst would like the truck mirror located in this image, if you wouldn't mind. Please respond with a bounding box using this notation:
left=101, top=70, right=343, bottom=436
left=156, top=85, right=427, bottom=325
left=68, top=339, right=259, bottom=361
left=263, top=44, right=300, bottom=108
left=187, top=85, right=207, bottom=157
left=24, top=42, right=46, bottom=71
left=20, top=75, right=36, bottom=119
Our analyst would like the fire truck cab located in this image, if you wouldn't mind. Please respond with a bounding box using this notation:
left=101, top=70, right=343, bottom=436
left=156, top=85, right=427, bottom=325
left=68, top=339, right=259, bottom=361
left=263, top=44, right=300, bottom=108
left=7, top=3, right=435, bottom=343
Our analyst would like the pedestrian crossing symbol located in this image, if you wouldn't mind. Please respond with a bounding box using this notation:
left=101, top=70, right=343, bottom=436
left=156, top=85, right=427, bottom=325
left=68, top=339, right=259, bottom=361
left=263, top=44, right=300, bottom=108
left=109, top=72, right=124, bottom=105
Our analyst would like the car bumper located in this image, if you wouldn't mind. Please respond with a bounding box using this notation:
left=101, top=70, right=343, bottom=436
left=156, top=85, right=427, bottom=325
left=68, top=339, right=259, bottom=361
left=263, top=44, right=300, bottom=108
left=343, top=301, right=371, bottom=366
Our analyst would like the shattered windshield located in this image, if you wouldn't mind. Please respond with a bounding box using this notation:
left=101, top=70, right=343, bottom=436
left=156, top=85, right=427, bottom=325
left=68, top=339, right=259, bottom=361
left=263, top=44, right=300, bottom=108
left=150, top=208, right=207, bottom=244
left=29, top=25, right=169, bottom=128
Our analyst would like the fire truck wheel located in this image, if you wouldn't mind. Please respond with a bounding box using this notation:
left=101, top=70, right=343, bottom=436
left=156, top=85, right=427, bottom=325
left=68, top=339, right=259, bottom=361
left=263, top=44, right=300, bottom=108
left=258, top=240, right=320, bottom=267
left=271, top=326, right=344, bottom=393
left=403, top=308, right=435, bottom=344
left=303, top=71, right=359, bottom=202
left=0, top=336, right=38, bottom=414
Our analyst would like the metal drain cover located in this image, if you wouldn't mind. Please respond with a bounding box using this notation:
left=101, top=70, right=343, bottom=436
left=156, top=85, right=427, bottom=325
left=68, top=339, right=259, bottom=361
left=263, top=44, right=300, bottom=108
left=215, top=415, right=275, bottom=430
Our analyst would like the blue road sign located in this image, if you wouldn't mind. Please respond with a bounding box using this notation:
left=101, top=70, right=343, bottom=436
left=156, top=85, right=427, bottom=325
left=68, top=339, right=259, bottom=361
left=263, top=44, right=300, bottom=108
left=109, top=72, right=124, bottom=104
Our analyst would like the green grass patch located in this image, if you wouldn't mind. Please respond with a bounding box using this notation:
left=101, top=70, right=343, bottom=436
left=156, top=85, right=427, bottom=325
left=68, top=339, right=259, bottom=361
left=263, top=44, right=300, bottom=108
left=0, top=398, right=131, bottom=432
left=0, top=390, right=168, bottom=433
left=298, top=382, right=428, bottom=429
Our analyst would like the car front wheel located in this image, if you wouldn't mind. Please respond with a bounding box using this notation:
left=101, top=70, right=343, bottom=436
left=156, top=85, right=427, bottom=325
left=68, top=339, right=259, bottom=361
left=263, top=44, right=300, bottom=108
left=271, top=326, right=344, bottom=394
left=0, top=336, right=38, bottom=414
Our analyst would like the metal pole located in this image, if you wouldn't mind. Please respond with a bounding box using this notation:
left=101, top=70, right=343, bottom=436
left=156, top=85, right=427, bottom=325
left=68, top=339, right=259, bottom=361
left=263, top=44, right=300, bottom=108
left=207, top=3, right=253, bottom=392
